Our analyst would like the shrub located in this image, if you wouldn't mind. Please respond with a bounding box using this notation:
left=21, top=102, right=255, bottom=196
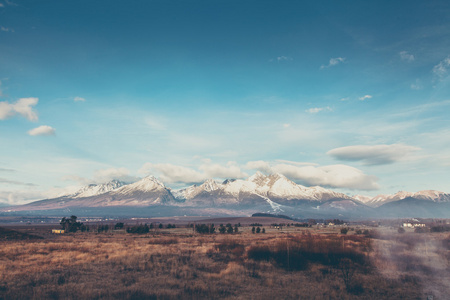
left=195, top=224, right=215, bottom=234
left=127, top=224, right=150, bottom=234
left=340, top=228, right=349, bottom=235
left=247, top=236, right=368, bottom=271
left=398, top=227, right=405, bottom=234
left=114, top=222, right=124, bottom=229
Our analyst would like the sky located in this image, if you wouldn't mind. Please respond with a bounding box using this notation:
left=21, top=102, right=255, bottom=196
left=1, top=0, right=450, bottom=205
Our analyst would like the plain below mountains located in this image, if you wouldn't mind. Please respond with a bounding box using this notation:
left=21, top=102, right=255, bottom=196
left=1, top=173, right=449, bottom=218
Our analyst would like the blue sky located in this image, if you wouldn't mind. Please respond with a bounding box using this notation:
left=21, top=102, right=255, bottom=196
left=1, top=0, right=450, bottom=204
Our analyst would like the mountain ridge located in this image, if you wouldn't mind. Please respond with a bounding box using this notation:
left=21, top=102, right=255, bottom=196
left=1, top=173, right=449, bottom=218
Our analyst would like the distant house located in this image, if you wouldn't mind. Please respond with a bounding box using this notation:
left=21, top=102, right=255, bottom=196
left=52, top=229, right=65, bottom=234
left=402, top=223, right=426, bottom=228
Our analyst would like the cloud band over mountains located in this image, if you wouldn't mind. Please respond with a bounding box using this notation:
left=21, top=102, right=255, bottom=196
left=327, top=144, right=420, bottom=165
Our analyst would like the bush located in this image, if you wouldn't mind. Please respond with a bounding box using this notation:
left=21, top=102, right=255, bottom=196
left=60, top=216, right=83, bottom=232
left=114, top=222, right=124, bottom=229
left=247, top=236, right=369, bottom=271
left=127, top=224, right=150, bottom=234
left=414, top=227, right=429, bottom=233
left=340, top=228, right=349, bottom=235
left=195, top=224, right=215, bottom=234
left=398, top=227, right=405, bottom=234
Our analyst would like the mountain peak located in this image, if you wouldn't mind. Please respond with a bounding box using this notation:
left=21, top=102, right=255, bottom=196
left=72, top=180, right=126, bottom=198
left=248, top=171, right=267, bottom=183
left=200, top=179, right=220, bottom=192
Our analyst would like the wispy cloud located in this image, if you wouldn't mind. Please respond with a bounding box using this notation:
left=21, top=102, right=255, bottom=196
left=327, top=144, right=420, bottom=165
left=0, top=98, right=39, bottom=121
left=432, top=56, right=450, bottom=79
left=358, top=95, right=372, bottom=101
left=73, top=96, right=86, bottom=102
left=320, top=57, right=346, bottom=69
left=28, top=125, right=56, bottom=136
left=64, top=167, right=139, bottom=185
left=305, top=106, right=332, bottom=114
left=0, top=26, right=14, bottom=32
left=399, top=51, right=415, bottom=62
left=0, top=178, right=36, bottom=187
left=410, top=79, right=422, bottom=90
left=269, top=56, right=293, bottom=62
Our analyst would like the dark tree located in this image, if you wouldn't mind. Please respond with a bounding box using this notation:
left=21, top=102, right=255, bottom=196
left=226, top=223, right=233, bottom=234
left=60, top=215, right=83, bottom=233
left=114, top=222, right=124, bottom=229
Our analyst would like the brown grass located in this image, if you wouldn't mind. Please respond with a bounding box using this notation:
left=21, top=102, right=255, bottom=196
left=0, top=227, right=448, bottom=299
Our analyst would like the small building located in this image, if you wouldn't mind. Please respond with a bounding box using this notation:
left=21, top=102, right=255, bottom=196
left=402, top=223, right=426, bottom=228
left=52, top=229, right=65, bottom=234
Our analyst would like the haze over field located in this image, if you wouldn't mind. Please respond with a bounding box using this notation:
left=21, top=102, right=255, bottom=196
left=1, top=1, right=450, bottom=208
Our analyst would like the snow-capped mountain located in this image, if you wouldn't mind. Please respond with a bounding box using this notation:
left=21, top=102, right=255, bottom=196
left=107, top=176, right=175, bottom=205
left=5, top=173, right=448, bottom=218
left=174, top=172, right=352, bottom=207
left=354, top=190, right=450, bottom=207
left=71, top=180, right=126, bottom=198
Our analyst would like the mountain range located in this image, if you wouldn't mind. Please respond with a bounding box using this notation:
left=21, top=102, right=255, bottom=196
left=1, top=173, right=449, bottom=218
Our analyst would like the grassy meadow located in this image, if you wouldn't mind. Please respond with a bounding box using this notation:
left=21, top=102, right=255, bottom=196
left=0, top=222, right=449, bottom=299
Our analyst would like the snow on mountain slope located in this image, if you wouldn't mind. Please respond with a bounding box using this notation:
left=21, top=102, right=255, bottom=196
left=174, top=172, right=350, bottom=205
left=112, top=176, right=166, bottom=195
left=354, top=190, right=450, bottom=207
left=71, top=180, right=126, bottom=198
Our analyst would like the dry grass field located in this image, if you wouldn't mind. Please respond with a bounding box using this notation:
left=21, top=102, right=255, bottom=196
left=0, top=224, right=449, bottom=299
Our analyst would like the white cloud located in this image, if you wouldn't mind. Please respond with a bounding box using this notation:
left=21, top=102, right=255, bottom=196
left=199, top=161, right=248, bottom=179
left=327, top=144, right=421, bottom=165
left=273, top=163, right=379, bottom=190
left=28, top=125, right=55, bottom=136
left=245, top=160, right=273, bottom=174
left=140, top=163, right=205, bottom=184
left=399, top=51, right=415, bottom=62
left=305, top=106, right=332, bottom=114
left=340, top=97, right=350, bottom=101
left=139, top=161, right=247, bottom=184
left=74, top=96, right=85, bottom=102
left=245, top=160, right=379, bottom=190
left=432, top=56, right=450, bottom=79
left=0, top=97, right=39, bottom=121
left=1, top=26, right=14, bottom=32
left=358, top=95, right=372, bottom=101
left=320, top=57, right=346, bottom=69
left=283, top=123, right=290, bottom=128
left=92, top=167, right=137, bottom=183
left=64, top=167, right=138, bottom=185
left=0, top=190, right=46, bottom=206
